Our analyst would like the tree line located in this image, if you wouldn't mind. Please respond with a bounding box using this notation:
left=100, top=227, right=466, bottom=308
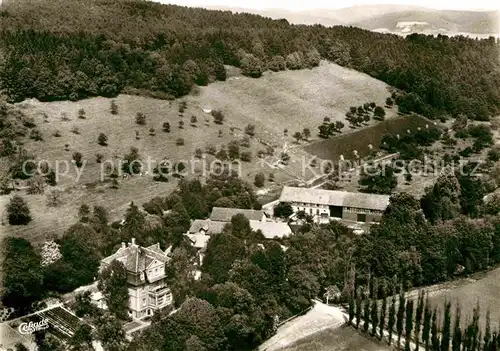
left=0, top=0, right=498, bottom=121
left=348, top=288, right=499, bottom=351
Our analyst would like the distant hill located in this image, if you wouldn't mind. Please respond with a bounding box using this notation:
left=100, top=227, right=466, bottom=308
left=0, top=0, right=499, bottom=121
left=204, top=4, right=498, bottom=36
left=353, top=9, right=499, bottom=36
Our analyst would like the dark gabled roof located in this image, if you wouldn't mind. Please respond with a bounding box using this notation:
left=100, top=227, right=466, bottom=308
left=101, top=241, right=169, bottom=274
left=279, top=186, right=390, bottom=211
left=188, top=219, right=228, bottom=235
left=210, top=207, right=265, bottom=222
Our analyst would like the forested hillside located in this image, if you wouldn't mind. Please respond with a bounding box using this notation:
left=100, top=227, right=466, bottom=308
left=0, top=0, right=499, bottom=120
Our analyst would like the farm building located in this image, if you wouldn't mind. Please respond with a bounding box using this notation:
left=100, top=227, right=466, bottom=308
left=185, top=207, right=292, bottom=263
left=279, top=186, right=390, bottom=224
left=100, top=239, right=173, bottom=320
left=209, top=207, right=266, bottom=222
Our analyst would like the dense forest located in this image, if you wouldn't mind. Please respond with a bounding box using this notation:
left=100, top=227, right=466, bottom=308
left=0, top=0, right=499, bottom=121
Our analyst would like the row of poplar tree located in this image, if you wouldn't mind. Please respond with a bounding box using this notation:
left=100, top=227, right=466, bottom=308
left=347, top=289, right=500, bottom=350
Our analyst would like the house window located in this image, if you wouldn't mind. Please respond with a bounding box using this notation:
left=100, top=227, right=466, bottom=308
left=357, top=213, right=367, bottom=222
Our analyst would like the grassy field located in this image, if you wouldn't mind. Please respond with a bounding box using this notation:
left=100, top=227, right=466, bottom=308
left=304, top=114, right=435, bottom=162
left=408, top=266, right=500, bottom=331
left=1, top=61, right=397, bottom=244
left=187, top=61, right=396, bottom=146
left=283, top=325, right=390, bottom=351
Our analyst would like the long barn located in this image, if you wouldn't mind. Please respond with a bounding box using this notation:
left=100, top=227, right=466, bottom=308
left=279, top=186, right=390, bottom=223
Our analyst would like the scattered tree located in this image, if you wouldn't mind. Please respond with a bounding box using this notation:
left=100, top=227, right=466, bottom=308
left=292, top=131, right=302, bottom=143
left=135, top=112, right=146, bottom=125
left=245, top=123, right=256, bottom=136
left=211, top=110, right=224, bottom=124
left=163, top=122, right=171, bottom=132
left=78, top=108, right=86, bottom=119
left=374, top=106, right=386, bottom=120
left=254, top=172, right=265, bottom=188
left=98, top=132, right=108, bottom=146
left=110, top=100, right=118, bottom=115
left=72, top=152, right=83, bottom=168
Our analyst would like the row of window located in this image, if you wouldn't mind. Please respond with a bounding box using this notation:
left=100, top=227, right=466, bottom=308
left=344, top=207, right=382, bottom=215
left=294, top=203, right=382, bottom=215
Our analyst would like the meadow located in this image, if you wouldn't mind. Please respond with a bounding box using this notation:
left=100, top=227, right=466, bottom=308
left=408, top=266, right=500, bottom=331
left=1, top=61, right=397, bottom=243
left=283, top=325, right=390, bottom=351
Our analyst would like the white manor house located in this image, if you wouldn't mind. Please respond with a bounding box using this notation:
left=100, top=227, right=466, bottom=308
left=100, top=238, right=173, bottom=320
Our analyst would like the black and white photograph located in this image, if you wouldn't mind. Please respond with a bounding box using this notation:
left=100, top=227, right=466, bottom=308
left=0, top=0, right=498, bottom=349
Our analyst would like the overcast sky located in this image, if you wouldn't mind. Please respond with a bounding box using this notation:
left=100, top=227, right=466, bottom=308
left=158, top=0, right=498, bottom=11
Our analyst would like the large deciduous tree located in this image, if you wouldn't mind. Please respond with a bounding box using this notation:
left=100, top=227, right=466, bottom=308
left=98, top=260, right=130, bottom=320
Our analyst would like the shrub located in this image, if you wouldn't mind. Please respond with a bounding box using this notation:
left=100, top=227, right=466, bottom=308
left=211, top=110, right=225, bottom=124
left=72, top=152, right=83, bottom=168
left=53, top=130, right=61, bottom=137
left=96, top=153, right=103, bottom=163
left=206, top=144, right=216, bottom=155
left=374, top=106, right=386, bottom=120
left=240, top=151, right=252, bottom=162
left=29, top=128, right=43, bottom=141
left=71, top=125, right=80, bottom=134
left=61, top=112, right=70, bottom=121
left=216, top=148, right=228, bottom=161
left=135, top=112, right=146, bottom=125
left=149, top=128, right=155, bottom=136
left=97, top=133, right=108, bottom=146
left=240, top=136, right=251, bottom=148
left=459, top=147, right=473, bottom=157
left=163, top=122, right=171, bottom=132
left=274, top=202, right=293, bottom=218
left=46, top=189, right=63, bottom=207
left=241, top=53, right=264, bottom=78
left=110, top=100, right=118, bottom=115
left=7, top=195, right=31, bottom=225
left=195, top=148, right=203, bottom=158
left=254, top=172, right=265, bottom=187
left=245, top=124, right=256, bottom=136
left=488, top=148, right=500, bottom=162
left=78, top=108, right=86, bottom=119
left=292, top=131, right=302, bottom=143
left=179, top=120, right=184, bottom=129
left=281, top=152, right=290, bottom=164
left=190, top=115, right=197, bottom=125
left=176, top=138, right=185, bottom=146
left=302, top=128, right=311, bottom=140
